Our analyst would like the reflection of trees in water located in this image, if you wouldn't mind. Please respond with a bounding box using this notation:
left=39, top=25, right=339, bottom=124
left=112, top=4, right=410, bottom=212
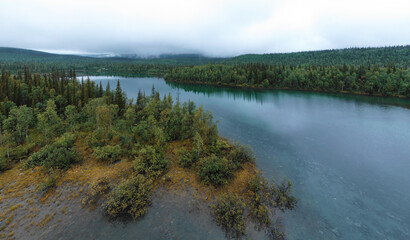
left=166, top=81, right=268, bottom=105
left=166, top=81, right=410, bottom=109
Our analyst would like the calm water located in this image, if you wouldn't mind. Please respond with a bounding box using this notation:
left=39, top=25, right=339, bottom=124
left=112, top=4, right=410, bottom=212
left=87, top=76, right=410, bottom=240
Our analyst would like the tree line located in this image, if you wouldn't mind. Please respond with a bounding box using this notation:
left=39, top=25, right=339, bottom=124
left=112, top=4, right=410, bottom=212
left=164, top=63, right=410, bottom=97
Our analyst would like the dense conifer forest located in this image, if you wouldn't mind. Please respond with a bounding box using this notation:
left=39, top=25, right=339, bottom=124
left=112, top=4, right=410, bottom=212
left=1, top=46, right=408, bottom=97
left=165, top=63, right=410, bottom=97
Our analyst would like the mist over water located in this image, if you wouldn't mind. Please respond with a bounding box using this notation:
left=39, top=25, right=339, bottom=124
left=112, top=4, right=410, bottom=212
left=90, top=76, right=410, bottom=240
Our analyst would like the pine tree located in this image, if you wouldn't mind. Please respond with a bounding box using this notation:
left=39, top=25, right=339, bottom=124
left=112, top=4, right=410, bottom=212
left=105, top=82, right=111, bottom=104
left=115, top=80, right=125, bottom=113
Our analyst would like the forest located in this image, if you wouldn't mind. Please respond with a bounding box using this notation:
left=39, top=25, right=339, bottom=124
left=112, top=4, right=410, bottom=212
left=165, top=64, right=410, bottom=97
left=0, top=67, right=296, bottom=239
left=1, top=46, right=409, bottom=98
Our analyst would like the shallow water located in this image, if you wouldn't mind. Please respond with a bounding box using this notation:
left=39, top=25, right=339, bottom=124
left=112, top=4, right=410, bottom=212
left=89, top=76, right=410, bottom=240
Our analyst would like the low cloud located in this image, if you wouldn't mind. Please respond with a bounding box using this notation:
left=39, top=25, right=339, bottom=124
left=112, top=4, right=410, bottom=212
left=0, top=0, right=409, bottom=57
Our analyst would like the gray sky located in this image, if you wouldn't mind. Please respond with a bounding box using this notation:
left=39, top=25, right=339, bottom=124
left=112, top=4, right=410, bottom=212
left=0, top=0, right=409, bottom=57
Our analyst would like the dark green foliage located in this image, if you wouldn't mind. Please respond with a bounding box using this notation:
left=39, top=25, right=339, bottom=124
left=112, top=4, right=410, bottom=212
left=0, top=156, right=7, bottom=172
left=7, top=142, right=36, bottom=161
left=25, top=133, right=78, bottom=170
left=211, top=194, right=246, bottom=238
left=177, top=148, right=198, bottom=168
left=225, top=46, right=410, bottom=67
left=165, top=63, right=410, bottom=98
left=198, top=155, right=233, bottom=186
left=115, top=80, right=126, bottom=113
left=93, top=145, right=122, bottom=163
left=105, top=175, right=153, bottom=219
left=133, top=145, right=169, bottom=176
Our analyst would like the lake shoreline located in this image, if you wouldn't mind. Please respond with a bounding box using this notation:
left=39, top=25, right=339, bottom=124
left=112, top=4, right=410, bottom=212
left=165, top=79, right=409, bottom=99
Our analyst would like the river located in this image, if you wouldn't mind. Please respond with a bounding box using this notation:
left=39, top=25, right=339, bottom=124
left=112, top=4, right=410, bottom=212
left=87, top=76, right=410, bottom=240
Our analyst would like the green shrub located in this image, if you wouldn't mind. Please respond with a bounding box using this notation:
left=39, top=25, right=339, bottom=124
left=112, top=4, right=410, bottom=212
left=133, top=145, right=169, bottom=176
left=105, top=175, right=153, bottom=219
left=228, top=143, right=255, bottom=168
left=37, top=173, right=57, bottom=193
left=247, top=176, right=271, bottom=226
left=8, top=142, right=37, bottom=161
left=209, top=138, right=230, bottom=155
left=93, top=145, right=122, bottom=163
left=177, top=148, right=198, bottom=168
left=0, top=156, right=7, bottom=172
left=24, top=133, right=78, bottom=170
left=274, top=178, right=298, bottom=211
left=211, top=193, right=246, bottom=238
left=198, top=155, right=233, bottom=186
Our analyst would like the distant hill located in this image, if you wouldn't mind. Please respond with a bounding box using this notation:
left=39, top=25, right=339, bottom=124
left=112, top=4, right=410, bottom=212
left=0, top=46, right=408, bottom=76
left=0, top=47, right=222, bottom=65
left=225, top=46, right=410, bottom=67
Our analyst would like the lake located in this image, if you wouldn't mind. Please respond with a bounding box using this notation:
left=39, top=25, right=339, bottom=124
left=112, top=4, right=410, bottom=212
left=86, top=76, right=410, bottom=240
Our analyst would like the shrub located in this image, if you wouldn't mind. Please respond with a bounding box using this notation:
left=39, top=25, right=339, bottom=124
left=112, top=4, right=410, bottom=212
left=37, top=173, right=57, bottom=193
left=228, top=143, right=255, bottom=168
left=209, top=138, right=230, bottom=155
left=211, top=194, right=246, bottom=238
left=93, top=145, right=122, bottom=163
left=133, top=145, right=169, bottom=176
left=247, top=176, right=271, bottom=226
left=273, top=178, right=298, bottom=211
left=0, top=156, right=7, bottom=172
left=177, top=148, right=198, bottom=168
left=105, top=175, right=153, bottom=219
left=24, top=133, right=78, bottom=170
left=7, top=142, right=37, bottom=162
left=198, top=155, right=233, bottom=186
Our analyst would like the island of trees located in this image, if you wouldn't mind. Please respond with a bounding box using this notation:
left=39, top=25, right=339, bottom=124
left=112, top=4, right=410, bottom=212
left=0, top=67, right=296, bottom=239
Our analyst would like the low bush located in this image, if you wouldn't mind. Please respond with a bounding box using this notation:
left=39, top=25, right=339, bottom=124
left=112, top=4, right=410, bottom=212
left=105, top=175, right=153, bottom=219
left=246, top=175, right=271, bottom=226
left=228, top=143, right=255, bottom=168
left=273, top=178, right=298, bottom=211
left=8, top=142, right=37, bottom=161
left=209, top=138, right=230, bottom=155
left=133, top=145, right=169, bottom=177
left=93, top=144, right=122, bottom=163
left=177, top=148, right=198, bottom=168
left=0, top=156, right=7, bottom=172
left=198, top=155, right=233, bottom=186
left=24, top=133, right=78, bottom=170
left=211, top=193, right=246, bottom=238
left=37, top=172, right=57, bottom=193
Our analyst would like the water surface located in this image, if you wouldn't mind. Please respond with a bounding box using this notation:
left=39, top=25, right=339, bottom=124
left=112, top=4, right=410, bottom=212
left=90, top=76, right=410, bottom=240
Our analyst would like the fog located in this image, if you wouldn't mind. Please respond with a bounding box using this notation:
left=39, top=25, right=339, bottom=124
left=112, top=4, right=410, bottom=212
left=0, top=0, right=409, bottom=57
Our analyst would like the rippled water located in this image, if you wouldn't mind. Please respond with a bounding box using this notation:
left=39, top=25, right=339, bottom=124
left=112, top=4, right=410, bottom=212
left=88, top=76, right=410, bottom=240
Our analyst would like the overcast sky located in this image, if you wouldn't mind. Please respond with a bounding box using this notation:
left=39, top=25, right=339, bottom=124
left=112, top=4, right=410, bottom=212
left=0, top=0, right=409, bottom=57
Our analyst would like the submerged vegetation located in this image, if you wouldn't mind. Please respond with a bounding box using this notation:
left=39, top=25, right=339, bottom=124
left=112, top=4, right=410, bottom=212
left=0, top=67, right=297, bottom=238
